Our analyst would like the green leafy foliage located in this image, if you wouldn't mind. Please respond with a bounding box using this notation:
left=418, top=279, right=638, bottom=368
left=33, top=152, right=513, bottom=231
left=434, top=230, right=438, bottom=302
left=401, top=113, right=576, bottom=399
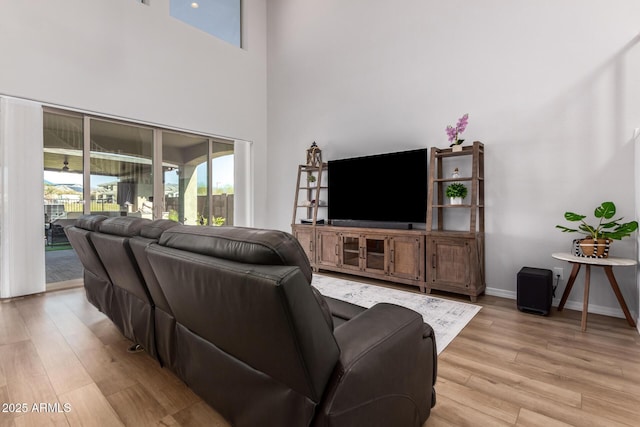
left=556, top=201, right=638, bottom=240
left=445, top=183, right=468, bottom=198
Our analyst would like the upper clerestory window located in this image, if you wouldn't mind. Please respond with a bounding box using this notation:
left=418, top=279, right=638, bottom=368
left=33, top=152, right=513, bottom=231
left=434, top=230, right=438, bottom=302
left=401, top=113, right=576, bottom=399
left=170, top=0, right=241, bottom=48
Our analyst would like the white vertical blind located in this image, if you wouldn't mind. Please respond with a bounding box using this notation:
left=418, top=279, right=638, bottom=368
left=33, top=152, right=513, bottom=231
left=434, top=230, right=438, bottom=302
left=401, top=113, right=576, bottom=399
left=233, top=139, right=253, bottom=227
left=0, top=97, right=46, bottom=298
left=636, top=134, right=640, bottom=331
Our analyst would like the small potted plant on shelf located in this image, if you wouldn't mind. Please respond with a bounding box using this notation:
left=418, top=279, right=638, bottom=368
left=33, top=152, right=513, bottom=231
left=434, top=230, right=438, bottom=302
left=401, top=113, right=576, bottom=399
left=307, top=174, right=317, bottom=187
left=446, top=182, right=467, bottom=205
left=556, top=201, right=638, bottom=258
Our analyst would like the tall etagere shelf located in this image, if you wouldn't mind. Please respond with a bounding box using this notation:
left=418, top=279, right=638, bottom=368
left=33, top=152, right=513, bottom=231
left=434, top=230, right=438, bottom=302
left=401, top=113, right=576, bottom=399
left=426, top=141, right=485, bottom=301
left=291, top=163, right=328, bottom=264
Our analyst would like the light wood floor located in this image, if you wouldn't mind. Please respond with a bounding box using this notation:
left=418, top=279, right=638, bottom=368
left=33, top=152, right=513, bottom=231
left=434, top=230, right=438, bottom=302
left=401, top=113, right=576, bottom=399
left=1, top=285, right=639, bottom=426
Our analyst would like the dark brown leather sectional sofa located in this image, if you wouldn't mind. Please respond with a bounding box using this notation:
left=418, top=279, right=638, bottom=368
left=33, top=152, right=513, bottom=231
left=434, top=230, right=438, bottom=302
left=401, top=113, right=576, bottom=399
left=66, top=215, right=437, bottom=427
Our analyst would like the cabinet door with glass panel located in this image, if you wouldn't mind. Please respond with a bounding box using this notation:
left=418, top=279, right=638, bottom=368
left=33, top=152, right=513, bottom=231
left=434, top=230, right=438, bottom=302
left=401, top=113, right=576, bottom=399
left=362, top=235, right=387, bottom=275
left=337, top=232, right=387, bottom=275
left=338, top=232, right=362, bottom=272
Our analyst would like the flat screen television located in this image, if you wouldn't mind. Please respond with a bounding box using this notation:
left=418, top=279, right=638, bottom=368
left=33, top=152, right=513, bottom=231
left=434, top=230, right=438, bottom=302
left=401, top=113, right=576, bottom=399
left=328, top=148, right=428, bottom=228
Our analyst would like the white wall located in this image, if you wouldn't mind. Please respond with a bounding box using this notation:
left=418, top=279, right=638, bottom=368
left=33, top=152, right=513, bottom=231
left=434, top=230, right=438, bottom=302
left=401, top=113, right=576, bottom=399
left=0, top=0, right=267, bottom=297
left=0, top=0, right=268, bottom=225
left=267, top=0, right=640, bottom=317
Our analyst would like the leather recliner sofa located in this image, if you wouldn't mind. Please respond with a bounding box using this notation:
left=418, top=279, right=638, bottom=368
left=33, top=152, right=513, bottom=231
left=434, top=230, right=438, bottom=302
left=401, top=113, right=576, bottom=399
left=66, top=215, right=178, bottom=365
left=66, top=215, right=437, bottom=427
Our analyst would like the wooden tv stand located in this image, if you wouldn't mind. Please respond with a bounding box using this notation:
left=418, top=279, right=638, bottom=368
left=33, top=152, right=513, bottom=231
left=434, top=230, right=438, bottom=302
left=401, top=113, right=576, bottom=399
left=291, top=141, right=485, bottom=301
left=292, top=224, right=426, bottom=291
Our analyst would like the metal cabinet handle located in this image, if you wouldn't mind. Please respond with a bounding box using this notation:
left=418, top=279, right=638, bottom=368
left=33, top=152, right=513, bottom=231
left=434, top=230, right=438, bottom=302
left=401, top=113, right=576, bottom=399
left=432, top=254, right=436, bottom=268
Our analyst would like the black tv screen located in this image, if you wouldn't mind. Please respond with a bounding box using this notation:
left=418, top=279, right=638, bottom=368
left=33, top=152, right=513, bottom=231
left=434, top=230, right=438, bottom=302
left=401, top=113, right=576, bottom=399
left=328, top=148, right=428, bottom=225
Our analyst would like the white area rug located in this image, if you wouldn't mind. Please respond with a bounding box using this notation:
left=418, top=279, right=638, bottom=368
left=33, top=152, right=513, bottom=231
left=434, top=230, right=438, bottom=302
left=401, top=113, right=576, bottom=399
left=312, top=274, right=481, bottom=354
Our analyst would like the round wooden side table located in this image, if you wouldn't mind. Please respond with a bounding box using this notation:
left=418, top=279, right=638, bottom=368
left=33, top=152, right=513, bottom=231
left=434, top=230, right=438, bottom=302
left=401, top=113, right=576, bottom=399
left=552, top=252, right=637, bottom=332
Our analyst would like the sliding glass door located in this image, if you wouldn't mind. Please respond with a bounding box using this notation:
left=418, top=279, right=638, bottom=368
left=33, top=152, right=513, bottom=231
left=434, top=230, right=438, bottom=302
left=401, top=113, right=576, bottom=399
left=161, top=133, right=235, bottom=226
left=43, top=111, right=85, bottom=284
left=162, top=131, right=209, bottom=225
left=211, top=140, right=234, bottom=226
left=89, top=119, right=154, bottom=217
left=44, top=109, right=238, bottom=225
left=43, top=112, right=85, bottom=222
left=43, top=108, right=244, bottom=287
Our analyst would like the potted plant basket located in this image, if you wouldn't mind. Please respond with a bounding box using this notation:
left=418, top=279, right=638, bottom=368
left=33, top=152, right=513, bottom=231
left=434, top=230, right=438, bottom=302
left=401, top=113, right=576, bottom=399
left=446, top=182, right=467, bottom=205
left=556, top=201, right=638, bottom=258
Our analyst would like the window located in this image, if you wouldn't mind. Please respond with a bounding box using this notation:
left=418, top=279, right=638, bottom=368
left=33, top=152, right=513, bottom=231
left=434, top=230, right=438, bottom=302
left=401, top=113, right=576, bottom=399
left=170, top=0, right=241, bottom=47
left=162, top=131, right=209, bottom=225
left=162, top=132, right=234, bottom=226
left=43, top=112, right=84, bottom=222
left=211, top=140, right=234, bottom=226
left=89, top=119, right=154, bottom=218
left=43, top=109, right=239, bottom=226
left=43, top=108, right=243, bottom=286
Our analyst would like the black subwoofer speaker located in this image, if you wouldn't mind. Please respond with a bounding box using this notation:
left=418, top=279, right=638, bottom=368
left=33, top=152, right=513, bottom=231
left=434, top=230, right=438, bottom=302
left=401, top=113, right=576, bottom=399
left=517, top=267, right=553, bottom=316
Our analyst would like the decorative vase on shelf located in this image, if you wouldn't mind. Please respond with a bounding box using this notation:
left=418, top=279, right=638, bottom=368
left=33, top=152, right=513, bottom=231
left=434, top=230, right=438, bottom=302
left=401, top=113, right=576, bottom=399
left=450, top=197, right=463, bottom=205
left=451, top=144, right=463, bottom=152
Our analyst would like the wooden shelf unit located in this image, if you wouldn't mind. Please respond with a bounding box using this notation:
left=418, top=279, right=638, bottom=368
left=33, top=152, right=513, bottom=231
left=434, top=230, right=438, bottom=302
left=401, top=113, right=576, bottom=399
left=426, top=141, right=485, bottom=301
left=291, top=163, right=328, bottom=263
left=291, top=163, right=328, bottom=226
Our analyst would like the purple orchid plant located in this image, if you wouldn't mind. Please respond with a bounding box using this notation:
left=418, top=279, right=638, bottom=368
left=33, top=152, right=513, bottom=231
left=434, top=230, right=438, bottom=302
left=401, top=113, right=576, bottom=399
left=446, top=113, right=469, bottom=147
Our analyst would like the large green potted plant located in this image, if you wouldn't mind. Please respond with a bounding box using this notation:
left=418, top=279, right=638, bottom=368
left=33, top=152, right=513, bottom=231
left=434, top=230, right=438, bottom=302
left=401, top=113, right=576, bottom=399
left=556, top=201, right=638, bottom=257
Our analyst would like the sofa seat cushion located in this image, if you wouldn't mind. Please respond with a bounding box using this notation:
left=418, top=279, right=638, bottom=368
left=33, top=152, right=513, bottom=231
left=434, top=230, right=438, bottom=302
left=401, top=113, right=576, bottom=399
left=324, top=296, right=368, bottom=328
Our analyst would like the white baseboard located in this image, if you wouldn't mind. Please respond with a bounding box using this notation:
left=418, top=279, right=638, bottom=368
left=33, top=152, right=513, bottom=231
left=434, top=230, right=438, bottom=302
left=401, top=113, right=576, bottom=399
left=484, top=287, right=515, bottom=300
left=485, top=286, right=628, bottom=319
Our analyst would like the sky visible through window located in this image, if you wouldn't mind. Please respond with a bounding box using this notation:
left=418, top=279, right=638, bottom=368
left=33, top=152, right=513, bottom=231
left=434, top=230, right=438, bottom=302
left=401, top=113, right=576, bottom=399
left=170, top=0, right=241, bottom=47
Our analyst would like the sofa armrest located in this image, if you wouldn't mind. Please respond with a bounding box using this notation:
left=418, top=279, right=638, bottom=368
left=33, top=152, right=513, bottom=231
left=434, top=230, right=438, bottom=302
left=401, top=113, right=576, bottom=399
left=315, top=303, right=436, bottom=427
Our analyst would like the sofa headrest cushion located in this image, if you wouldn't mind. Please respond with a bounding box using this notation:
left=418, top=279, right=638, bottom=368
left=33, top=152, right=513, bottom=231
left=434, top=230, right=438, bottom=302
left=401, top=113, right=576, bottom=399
left=140, top=219, right=179, bottom=239
left=99, top=216, right=149, bottom=237
left=158, top=225, right=313, bottom=283
left=72, top=214, right=108, bottom=231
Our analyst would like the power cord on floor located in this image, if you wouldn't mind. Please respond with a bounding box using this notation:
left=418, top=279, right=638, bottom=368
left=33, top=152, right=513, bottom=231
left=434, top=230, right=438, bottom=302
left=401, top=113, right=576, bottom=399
left=553, top=274, right=560, bottom=298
